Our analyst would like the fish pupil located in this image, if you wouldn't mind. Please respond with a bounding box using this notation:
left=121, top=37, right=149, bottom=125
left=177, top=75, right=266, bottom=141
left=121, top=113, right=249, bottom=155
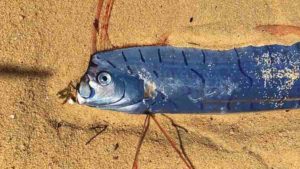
left=102, top=76, right=108, bottom=81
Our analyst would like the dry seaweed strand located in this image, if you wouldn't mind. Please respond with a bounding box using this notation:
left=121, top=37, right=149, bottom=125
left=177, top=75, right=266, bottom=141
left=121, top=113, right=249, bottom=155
left=255, top=25, right=300, bottom=37
left=132, top=115, right=151, bottom=169
left=162, top=114, right=196, bottom=169
left=151, top=115, right=194, bottom=169
left=91, top=0, right=104, bottom=54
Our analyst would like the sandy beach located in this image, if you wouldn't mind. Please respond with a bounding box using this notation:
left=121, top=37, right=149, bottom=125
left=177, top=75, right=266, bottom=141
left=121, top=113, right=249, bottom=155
left=0, top=0, right=299, bottom=168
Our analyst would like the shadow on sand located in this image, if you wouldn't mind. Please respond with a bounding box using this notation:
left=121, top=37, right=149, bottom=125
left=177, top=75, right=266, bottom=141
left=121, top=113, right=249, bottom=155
left=0, top=64, right=53, bottom=78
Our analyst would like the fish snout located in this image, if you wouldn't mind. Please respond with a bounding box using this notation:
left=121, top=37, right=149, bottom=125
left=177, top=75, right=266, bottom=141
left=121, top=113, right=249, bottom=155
left=77, top=75, right=92, bottom=103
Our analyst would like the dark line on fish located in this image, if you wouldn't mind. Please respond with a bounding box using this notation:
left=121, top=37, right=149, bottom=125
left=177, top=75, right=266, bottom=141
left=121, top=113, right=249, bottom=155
left=158, top=48, right=162, bottom=63
left=182, top=50, right=188, bottom=66
left=234, top=48, right=253, bottom=87
left=127, top=65, right=133, bottom=74
left=106, top=60, right=116, bottom=68
left=156, top=90, right=166, bottom=100
left=201, top=50, right=206, bottom=64
left=138, top=49, right=145, bottom=63
left=153, top=70, right=159, bottom=78
left=190, top=68, right=205, bottom=84
left=266, top=46, right=274, bottom=64
left=122, top=51, right=127, bottom=62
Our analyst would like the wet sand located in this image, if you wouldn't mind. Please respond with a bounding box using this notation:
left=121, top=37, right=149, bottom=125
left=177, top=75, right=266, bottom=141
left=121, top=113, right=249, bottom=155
left=0, top=0, right=300, bottom=168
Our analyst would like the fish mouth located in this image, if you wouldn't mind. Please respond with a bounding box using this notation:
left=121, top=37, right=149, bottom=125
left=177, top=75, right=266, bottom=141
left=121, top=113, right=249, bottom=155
left=77, top=93, right=86, bottom=105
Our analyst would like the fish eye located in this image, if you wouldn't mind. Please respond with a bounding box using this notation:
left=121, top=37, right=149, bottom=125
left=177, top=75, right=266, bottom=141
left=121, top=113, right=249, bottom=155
left=97, top=72, right=112, bottom=86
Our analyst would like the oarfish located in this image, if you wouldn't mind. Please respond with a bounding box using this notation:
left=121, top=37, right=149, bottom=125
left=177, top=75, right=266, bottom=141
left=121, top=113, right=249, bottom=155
left=77, top=43, right=300, bottom=114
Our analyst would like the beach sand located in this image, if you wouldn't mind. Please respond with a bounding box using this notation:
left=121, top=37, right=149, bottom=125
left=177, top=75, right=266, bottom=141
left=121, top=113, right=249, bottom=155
left=0, top=0, right=300, bottom=168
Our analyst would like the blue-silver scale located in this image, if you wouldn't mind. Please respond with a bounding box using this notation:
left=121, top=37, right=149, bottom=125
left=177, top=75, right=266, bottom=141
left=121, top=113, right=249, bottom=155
left=77, top=42, right=300, bottom=114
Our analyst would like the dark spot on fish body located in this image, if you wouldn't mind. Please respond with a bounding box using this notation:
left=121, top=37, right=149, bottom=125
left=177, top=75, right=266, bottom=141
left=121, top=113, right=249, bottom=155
left=189, top=17, right=193, bottom=23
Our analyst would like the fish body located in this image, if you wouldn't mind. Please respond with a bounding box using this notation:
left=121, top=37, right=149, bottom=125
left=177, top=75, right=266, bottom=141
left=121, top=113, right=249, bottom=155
left=77, top=42, right=300, bottom=114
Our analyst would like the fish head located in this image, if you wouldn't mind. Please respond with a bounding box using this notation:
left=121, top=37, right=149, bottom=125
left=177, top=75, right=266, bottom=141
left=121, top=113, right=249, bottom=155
left=76, top=56, right=145, bottom=111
